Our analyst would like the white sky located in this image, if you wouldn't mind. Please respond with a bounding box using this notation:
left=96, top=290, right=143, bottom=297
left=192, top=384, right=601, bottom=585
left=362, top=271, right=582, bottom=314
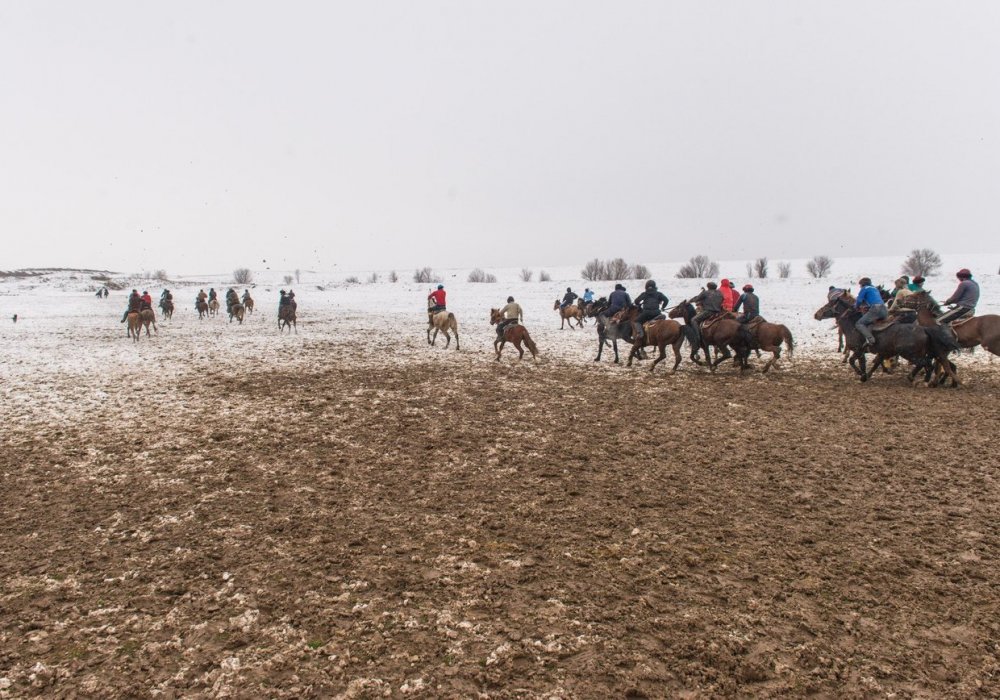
left=2, top=1, right=999, bottom=275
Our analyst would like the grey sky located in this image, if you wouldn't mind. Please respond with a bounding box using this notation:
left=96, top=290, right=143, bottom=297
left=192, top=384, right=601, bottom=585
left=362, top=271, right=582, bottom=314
left=2, top=1, right=999, bottom=274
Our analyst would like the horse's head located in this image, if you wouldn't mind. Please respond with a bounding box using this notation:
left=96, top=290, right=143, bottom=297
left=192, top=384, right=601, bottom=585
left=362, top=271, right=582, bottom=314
left=814, top=292, right=854, bottom=320
left=588, top=298, right=608, bottom=317
left=876, top=285, right=893, bottom=302
left=668, top=301, right=693, bottom=321
left=489, top=308, right=502, bottom=325
left=553, top=299, right=560, bottom=310
left=612, top=305, right=637, bottom=324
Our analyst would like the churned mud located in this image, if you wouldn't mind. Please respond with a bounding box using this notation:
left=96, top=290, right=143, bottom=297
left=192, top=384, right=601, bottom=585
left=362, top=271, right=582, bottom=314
left=2, top=316, right=999, bottom=697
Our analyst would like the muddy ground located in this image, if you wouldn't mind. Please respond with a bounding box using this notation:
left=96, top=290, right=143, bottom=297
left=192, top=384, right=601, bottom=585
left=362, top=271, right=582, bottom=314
left=2, top=330, right=999, bottom=697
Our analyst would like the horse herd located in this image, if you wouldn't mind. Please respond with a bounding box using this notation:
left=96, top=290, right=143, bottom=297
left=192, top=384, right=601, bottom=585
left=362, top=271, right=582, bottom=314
left=426, top=290, right=999, bottom=387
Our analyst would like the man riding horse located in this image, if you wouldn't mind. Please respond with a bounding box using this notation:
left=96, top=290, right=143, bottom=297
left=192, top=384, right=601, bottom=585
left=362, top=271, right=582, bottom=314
left=632, top=280, right=669, bottom=340
left=938, top=268, right=979, bottom=325
left=688, top=281, right=723, bottom=345
left=496, top=296, right=523, bottom=339
left=733, top=284, right=759, bottom=324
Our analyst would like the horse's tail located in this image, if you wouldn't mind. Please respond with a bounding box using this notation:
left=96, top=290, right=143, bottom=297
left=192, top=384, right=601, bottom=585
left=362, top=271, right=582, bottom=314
left=523, top=330, right=539, bottom=358
left=925, top=323, right=960, bottom=355
left=448, top=312, right=457, bottom=330
left=782, top=325, right=794, bottom=360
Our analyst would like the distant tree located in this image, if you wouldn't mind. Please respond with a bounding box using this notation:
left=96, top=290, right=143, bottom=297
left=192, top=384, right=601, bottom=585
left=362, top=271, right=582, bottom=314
left=389, top=270, right=399, bottom=283
left=153, top=269, right=169, bottom=281
left=605, top=258, right=630, bottom=280
left=294, top=269, right=301, bottom=284
left=413, top=267, right=434, bottom=284
left=520, top=268, right=533, bottom=282
left=630, top=263, right=651, bottom=279
left=806, top=255, right=833, bottom=278
left=746, top=262, right=753, bottom=278
left=581, top=258, right=607, bottom=281
left=468, top=268, right=497, bottom=283
left=901, top=248, right=942, bottom=277
left=539, top=270, right=551, bottom=282
left=777, top=262, right=792, bottom=278
left=367, top=272, right=379, bottom=284
left=754, top=257, right=768, bottom=278
left=283, top=274, right=294, bottom=285
left=676, top=255, right=719, bottom=279
left=345, top=275, right=360, bottom=284
left=233, top=267, right=253, bottom=284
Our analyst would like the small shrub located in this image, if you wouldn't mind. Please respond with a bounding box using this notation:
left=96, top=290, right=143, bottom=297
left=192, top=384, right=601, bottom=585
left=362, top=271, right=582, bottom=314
left=344, top=275, right=360, bottom=284
left=283, top=274, right=294, bottom=285
left=605, top=258, right=630, bottom=280
left=468, top=268, right=497, bottom=283
left=630, top=263, right=651, bottom=279
left=294, top=269, right=301, bottom=284
left=581, top=258, right=607, bottom=281
left=746, top=262, right=753, bottom=278
left=806, top=255, right=833, bottom=278
left=389, top=270, right=399, bottom=283
left=777, top=262, right=791, bottom=278
left=367, top=272, right=379, bottom=284
left=413, top=267, right=434, bottom=284
left=539, top=270, right=551, bottom=282
left=153, top=269, right=169, bottom=281
left=676, top=255, right=719, bottom=279
left=233, top=267, right=253, bottom=284
left=901, top=248, right=942, bottom=277
left=754, top=257, right=768, bottom=278
left=520, top=268, right=533, bottom=282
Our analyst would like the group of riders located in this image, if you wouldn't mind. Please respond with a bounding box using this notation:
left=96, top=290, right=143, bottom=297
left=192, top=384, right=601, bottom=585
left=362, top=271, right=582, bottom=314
left=192, top=287, right=259, bottom=313
left=834, top=268, right=980, bottom=349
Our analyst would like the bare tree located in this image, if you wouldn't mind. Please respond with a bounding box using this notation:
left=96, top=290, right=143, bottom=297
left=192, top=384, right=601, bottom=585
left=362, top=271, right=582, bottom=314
left=746, top=262, right=753, bottom=278
left=581, top=258, right=607, bottom=281
left=294, top=269, right=301, bottom=284
left=389, top=270, right=399, bottom=283
left=777, top=262, right=791, bottom=278
left=153, top=269, right=169, bottom=281
left=367, top=272, right=379, bottom=284
left=233, top=267, right=253, bottom=284
left=539, top=270, right=551, bottom=282
left=605, top=258, right=630, bottom=280
left=901, top=248, right=942, bottom=277
left=345, top=275, right=360, bottom=284
left=283, top=274, right=294, bottom=285
left=806, top=255, right=833, bottom=278
left=675, top=255, right=719, bottom=279
left=754, top=257, right=768, bottom=278
left=413, top=267, right=434, bottom=284
left=468, top=268, right=497, bottom=283
left=630, top=263, right=651, bottom=279
left=519, top=268, right=533, bottom=282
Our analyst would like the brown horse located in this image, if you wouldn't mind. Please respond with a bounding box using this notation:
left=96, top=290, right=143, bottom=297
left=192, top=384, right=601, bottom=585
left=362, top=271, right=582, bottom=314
left=228, top=302, right=245, bottom=324
left=669, top=302, right=752, bottom=372
left=126, top=312, right=142, bottom=342
left=208, top=298, right=220, bottom=316
left=617, top=306, right=698, bottom=372
left=427, top=310, right=460, bottom=350
left=196, top=300, right=209, bottom=319
left=897, top=291, right=1000, bottom=357
left=490, top=309, right=539, bottom=361
left=159, top=299, right=174, bottom=319
left=139, top=308, right=157, bottom=337
left=243, top=295, right=254, bottom=314
left=745, top=318, right=794, bottom=373
left=553, top=300, right=584, bottom=329
left=278, top=302, right=297, bottom=333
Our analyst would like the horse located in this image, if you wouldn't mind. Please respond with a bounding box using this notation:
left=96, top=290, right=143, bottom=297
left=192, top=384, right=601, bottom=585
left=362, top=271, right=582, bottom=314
left=228, top=302, right=245, bottom=324
left=139, top=308, right=157, bottom=336
left=427, top=309, right=460, bottom=350
left=669, top=302, right=752, bottom=372
left=243, top=295, right=254, bottom=314
left=489, top=309, right=538, bottom=361
left=159, top=299, right=174, bottom=319
left=617, top=306, right=698, bottom=372
left=196, top=300, right=209, bottom=319
left=553, top=300, right=584, bottom=329
left=588, top=298, right=636, bottom=363
left=278, top=301, right=297, bottom=333
left=744, top=318, right=794, bottom=373
left=208, top=299, right=220, bottom=316
left=897, top=291, right=1000, bottom=357
left=813, top=293, right=960, bottom=386
left=126, top=311, right=142, bottom=342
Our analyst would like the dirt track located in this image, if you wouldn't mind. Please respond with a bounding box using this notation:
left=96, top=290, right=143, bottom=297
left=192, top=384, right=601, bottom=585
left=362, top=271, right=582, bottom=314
left=2, top=344, right=1000, bottom=697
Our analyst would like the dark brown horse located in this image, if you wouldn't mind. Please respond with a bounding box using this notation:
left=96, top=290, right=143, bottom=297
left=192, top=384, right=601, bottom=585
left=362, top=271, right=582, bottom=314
left=745, top=318, right=794, bottom=373
left=588, top=297, right=636, bottom=363
left=897, top=291, right=1000, bottom=357
left=617, top=306, right=698, bottom=372
left=159, top=299, right=174, bottom=319
left=279, top=301, right=297, bottom=333
left=196, top=300, right=209, bottom=319
left=813, top=292, right=960, bottom=386
left=669, top=302, right=752, bottom=372
left=490, top=309, right=538, bottom=361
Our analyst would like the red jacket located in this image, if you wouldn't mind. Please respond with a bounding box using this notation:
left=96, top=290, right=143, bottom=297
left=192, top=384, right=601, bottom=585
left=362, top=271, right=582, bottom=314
left=719, top=280, right=738, bottom=311
left=141, top=293, right=152, bottom=308
left=429, top=289, right=446, bottom=307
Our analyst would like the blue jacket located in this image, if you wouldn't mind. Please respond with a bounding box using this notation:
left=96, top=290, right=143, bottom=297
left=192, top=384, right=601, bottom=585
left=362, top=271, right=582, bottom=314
left=855, top=285, right=884, bottom=308
left=607, top=289, right=631, bottom=311
left=583, top=290, right=594, bottom=303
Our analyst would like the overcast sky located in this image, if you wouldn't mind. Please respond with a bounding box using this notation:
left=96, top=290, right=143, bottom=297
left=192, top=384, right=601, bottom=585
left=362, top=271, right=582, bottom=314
left=2, top=1, right=998, bottom=274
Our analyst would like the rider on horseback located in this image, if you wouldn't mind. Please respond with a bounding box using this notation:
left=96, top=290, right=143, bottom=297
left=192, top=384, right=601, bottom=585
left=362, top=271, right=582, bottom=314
left=560, top=287, right=578, bottom=309
left=225, top=287, right=239, bottom=311
left=497, top=296, right=523, bottom=338
left=140, top=291, right=153, bottom=311
left=854, top=277, right=888, bottom=349
left=605, top=284, right=631, bottom=318
left=582, top=288, right=595, bottom=304
left=428, top=284, right=446, bottom=313
left=734, top=284, right=759, bottom=323
left=632, top=280, right=669, bottom=340
left=689, top=282, right=723, bottom=342
left=121, top=289, right=142, bottom=322
left=279, top=290, right=290, bottom=307
left=939, top=268, right=979, bottom=324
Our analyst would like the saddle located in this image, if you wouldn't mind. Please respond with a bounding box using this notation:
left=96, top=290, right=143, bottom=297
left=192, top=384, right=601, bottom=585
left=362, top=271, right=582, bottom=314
left=746, top=316, right=766, bottom=329
left=701, top=312, right=735, bottom=331
left=871, top=314, right=911, bottom=332
left=950, top=316, right=973, bottom=328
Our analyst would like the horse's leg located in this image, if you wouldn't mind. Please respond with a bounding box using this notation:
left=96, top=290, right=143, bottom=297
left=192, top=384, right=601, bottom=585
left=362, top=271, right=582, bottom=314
left=612, top=338, right=620, bottom=364
left=670, top=337, right=683, bottom=372
left=496, top=340, right=505, bottom=361
left=442, top=330, right=451, bottom=348
left=453, top=325, right=459, bottom=351
left=626, top=342, right=639, bottom=367
left=650, top=340, right=667, bottom=372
